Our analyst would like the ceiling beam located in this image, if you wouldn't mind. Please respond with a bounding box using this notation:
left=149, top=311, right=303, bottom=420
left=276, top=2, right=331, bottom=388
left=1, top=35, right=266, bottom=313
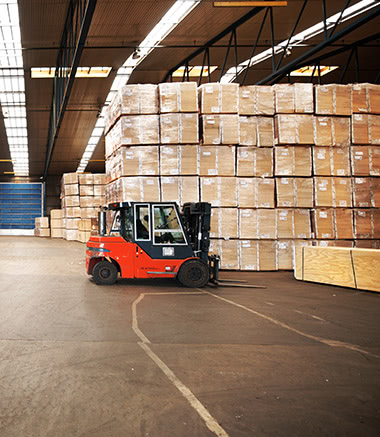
left=43, top=0, right=98, bottom=180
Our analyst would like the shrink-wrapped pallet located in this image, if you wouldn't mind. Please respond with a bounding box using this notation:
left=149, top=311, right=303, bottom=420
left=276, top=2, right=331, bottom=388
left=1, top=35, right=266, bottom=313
left=354, top=209, right=373, bottom=239
left=258, top=241, right=278, bottom=270
left=257, top=116, right=275, bottom=147
left=370, top=146, right=380, bottom=175
left=35, top=217, right=49, bottom=228
left=275, top=146, right=312, bottom=176
left=62, top=173, right=78, bottom=185
left=239, top=240, right=279, bottom=271
left=106, top=146, right=159, bottom=180
left=51, top=228, right=63, bottom=238
left=63, top=195, right=80, bottom=207
left=159, top=82, right=198, bottom=113
left=65, top=218, right=80, bottom=230
left=210, top=208, right=238, bottom=239
left=237, top=147, right=273, bottom=177
left=199, top=83, right=239, bottom=114
left=239, top=85, right=275, bottom=115
left=351, top=83, right=380, bottom=114
left=50, top=218, right=63, bottom=229
left=94, top=185, right=105, bottom=197
left=160, top=113, right=198, bottom=144
left=353, top=177, right=372, bottom=207
left=351, top=114, right=380, bottom=145
left=34, top=228, right=50, bottom=237
left=314, top=177, right=332, bottom=207
left=313, top=147, right=350, bottom=176
left=276, top=178, right=313, bottom=208
left=313, top=209, right=335, bottom=239
left=274, top=84, right=295, bottom=113
left=200, top=177, right=237, bottom=207
left=199, top=146, right=235, bottom=176
left=334, top=177, right=352, bottom=208
left=105, top=176, right=160, bottom=203
left=201, top=114, right=239, bottom=144
left=64, top=207, right=81, bottom=218
left=238, top=209, right=277, bottom=239
left=63, top=229, right=78, bottom=241
left=294, top=83, right=314, bottom=113
left=277, top=209, right=294, bottom=239
left=211, top=239, right=239, bottom=270
left=105, top=115, right=160, bottom=155
left=93, top=174, right=106, bottom=185
left=314, top=177, right=352, bottom=208
left=50, top=209, right=62, bottom=219
left=79, top=185, right=94, bottom=196
left=239, top=209, right=258, bottom=239
left=313, top=116, right=350, bottom=146
left=80, top=208, right=99, bottom=219
left=294, top=209, right=312, bottom=239
left=180, top=176, right=200, bottom=204
left=239, top=116, right=257, bottom=145
left=274, top=114, right=313, bottom=144
left=63, top=184, right=79, bottom=196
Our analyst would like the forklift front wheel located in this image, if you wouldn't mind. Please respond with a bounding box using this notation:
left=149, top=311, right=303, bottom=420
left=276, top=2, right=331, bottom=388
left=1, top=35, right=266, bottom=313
left=93, top=260, right=118, bottom=285
left=177, top=260, right=209, bottom=288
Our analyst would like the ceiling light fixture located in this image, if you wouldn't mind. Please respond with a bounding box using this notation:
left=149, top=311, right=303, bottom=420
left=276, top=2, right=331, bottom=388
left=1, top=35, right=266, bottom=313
left=290, top=65, right=339, bottom=77
left=0, top=0, right=29, bottom=177
left=31, top=66, right=112, bottom=78
left=77, top=0, right=201, bottom=173
left=220, top=0, right=379, bottom=83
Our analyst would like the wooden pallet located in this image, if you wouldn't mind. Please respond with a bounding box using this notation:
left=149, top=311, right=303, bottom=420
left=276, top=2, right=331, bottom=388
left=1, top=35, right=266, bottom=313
left=295, top=246, right=380, bottom=292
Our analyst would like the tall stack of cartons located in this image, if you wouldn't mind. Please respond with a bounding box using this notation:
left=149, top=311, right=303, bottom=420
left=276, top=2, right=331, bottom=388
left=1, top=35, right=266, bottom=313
left=103, top=82, right=380, bottom=271
left=50, top=209, right=63, bottom=238
left=105, top=84, right=160, bottom=203
left=61, top=172, right=106, bottom=242
left=34, top=217, right=50, bottom=237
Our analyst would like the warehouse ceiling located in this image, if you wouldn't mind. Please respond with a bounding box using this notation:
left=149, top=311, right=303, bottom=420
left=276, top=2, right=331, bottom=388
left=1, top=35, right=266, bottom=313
left=0, top=0, right=379, bottom=181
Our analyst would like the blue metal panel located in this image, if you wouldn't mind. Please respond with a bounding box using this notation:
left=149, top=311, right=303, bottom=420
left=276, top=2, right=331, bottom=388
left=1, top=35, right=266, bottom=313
left=0, top=183, right=43, bottom=230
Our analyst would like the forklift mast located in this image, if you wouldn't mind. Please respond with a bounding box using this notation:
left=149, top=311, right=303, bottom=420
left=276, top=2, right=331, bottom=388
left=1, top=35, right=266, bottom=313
left=181, top=202, right=212, bottom=263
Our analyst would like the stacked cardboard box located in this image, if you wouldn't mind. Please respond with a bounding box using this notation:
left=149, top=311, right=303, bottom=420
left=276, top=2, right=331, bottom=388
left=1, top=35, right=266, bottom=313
left=103, top=82, right=380, bottom=271
left=50, top=209, right=63, bottom=238
left=61, top=173, right=105, bottom=242
left=34, top=217, right=50, bottom=237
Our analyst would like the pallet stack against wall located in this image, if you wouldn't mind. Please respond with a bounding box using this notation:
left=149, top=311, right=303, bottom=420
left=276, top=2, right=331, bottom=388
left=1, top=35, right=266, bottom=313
left=34, top=217, right=50, bottom=237
left=104, top=82, right=380, bottom=271
left=60, top=173, right=106, bottom=242
left=50, top=209, right=63, bottom=238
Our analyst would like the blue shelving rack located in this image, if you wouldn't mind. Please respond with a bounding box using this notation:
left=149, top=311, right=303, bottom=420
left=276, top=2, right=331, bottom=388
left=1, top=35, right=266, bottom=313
left=0, top=183, right=44, bottom=234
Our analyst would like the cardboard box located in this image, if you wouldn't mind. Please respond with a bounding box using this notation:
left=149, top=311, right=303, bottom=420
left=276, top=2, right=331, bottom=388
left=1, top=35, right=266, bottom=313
left=274, top=114, right=313, bottom=145
left=334, top=177, right=352, bottom=208
left=160, top=113, right=198, bottom=144
left=313, top=147, right=350, bottom=176
left=257, top=117, right=275, bottom=147
left=239, top=116, right=257, bottom=146
left=159, top=82, right=197, bottom=113
left=64, top=184, right=79, bottom=196
left=276, top=178, right=313, bottom=208
left=368, top=84, right=380, bottom=114
left=50, top=218, right=63, bottom=229
left=210, top=208, right=238, bottom=239
left=51, top=228, right=63, bottom=239
left=372, top=178, right=380, bottom=207
left=35, top=228, right=50, bottom=238
left=352, top=114, right=369, bottom=144
left=50, top=209, right=62, bottom=219
left=239, top=209, right=257, bottom=239
left=277, top=240, right=294, bottom=270
left=80, top=208, right=99, bottom=219
left=62, top=173, right=78, bottom=185
left=62, top=196, right=80, bottom=207
left=199, top=146, right=235, bottom=176
left=352, top=84, right=368, bottom=113
left=277, top=209, right=294, bottom=239
left=180, top=176, right=199, bottom=204
left=80, top=185, right=94, bottom=196
left=238, top=178, right=275, bottom=208
left=237, top=147, right=273, bottom=177
left=294, top=83, right=314, bottom=113
left=314, top=116, right=332, bottom=146
left=315, top=84, right=352, bottom=115
left=79, top=174, right=94, bottom=185
left=354, top=209, right=373, bottom=239
left=35, top=217, right=49, bottom=228
left=353, top=177, right=372, bottom=207
left=93, top=174, right=106, bottom=185
left=335, top=209, right=354, bottom=239
left=219, top=239, right=239, bottom=270
left=239, top=86, right=275, bottom=115
left=275, top=146, right=312, bottom=176
left=107, top=146, right=159, bottom=179
left=239, top=240, right=258, bottom=271
left=274, top=84, right=295, bottom=113
left=93, top=185, right=105, bottom=197
left=333, top=117, right=351, bottom=147
left=258, top=241, right=277, bottom=270
left=106, top=177, right=160, bottom=203
left=370, top=115, right=380, bottom=144
left=238, top=209, right=276, bottom=239
left=257, top=178, right=275, bottom=208
left=78, top=219, right=92, bottom=232
left=334, top=85, right=352, bottom=116
left=65, top=218, right=80, bottom=229
left=199, top=83, right=239, bottom=114
left=314, top=177, right=333, bottom=207
left=314, top=209, right=335, bottom=239
left=63, top=229, right=79, bottom=241
left=78, top=230, right=91, bottom=243
left=200, top=177, right=237, bottom=207
left=160, top=177, right=180, bottom=204
left=370, top=146, right=380, bottom=175
left=294, top=209, right=312, bottom=238
left=160, top=145, right=199, bottom=176
left=201, top=115, right=239, bottom=145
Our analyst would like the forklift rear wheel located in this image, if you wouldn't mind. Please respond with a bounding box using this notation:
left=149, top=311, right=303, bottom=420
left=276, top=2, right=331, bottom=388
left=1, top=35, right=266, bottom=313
left=178, top=260, right=209, bottom=288
left=93, top=260, right=118, bottom=285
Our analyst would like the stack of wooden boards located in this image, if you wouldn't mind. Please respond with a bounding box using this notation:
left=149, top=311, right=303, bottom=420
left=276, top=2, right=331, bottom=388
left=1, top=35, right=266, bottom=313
left=295, top=246, right=380, bottom=292
left=102, top=82, right=380, bottom=271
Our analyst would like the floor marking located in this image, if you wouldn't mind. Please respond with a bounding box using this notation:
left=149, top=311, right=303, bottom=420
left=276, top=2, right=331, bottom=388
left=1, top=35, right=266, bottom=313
left=265, top=301, right=274, bottom=306
left=132, top=292, right=229, bottom=437
left=294, top=309, right=326, bottom=322
left=199, top=289, right=380, bottom=360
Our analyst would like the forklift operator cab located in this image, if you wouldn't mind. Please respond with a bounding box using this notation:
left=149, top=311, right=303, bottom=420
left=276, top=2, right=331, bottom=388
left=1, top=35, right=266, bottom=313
left=86, top=202, right=214, bottom=287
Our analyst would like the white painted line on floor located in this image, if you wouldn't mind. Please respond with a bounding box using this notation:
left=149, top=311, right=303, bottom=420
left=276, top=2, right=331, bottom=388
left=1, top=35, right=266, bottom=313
left=265, top=301, right=275, bottom=306
left=132, top=292, right=229, bottom=437
left=200, top=289, right=380, bottom=360
left=294, top=309, right=326, bottom=322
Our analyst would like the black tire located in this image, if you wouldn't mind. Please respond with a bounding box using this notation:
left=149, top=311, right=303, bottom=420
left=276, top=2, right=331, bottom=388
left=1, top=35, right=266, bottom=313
left=177, top=259, right=209, bottom=288
left=92, top=260, right=118, bottom=285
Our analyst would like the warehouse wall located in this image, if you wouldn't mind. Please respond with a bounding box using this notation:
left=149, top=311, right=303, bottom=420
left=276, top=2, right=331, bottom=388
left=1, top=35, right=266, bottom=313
left=103, top=82, right=380, bottom=271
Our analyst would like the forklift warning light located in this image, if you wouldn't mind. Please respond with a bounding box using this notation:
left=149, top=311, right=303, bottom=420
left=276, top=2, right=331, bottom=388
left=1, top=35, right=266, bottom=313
left=162, top=247, right=174, bottom=257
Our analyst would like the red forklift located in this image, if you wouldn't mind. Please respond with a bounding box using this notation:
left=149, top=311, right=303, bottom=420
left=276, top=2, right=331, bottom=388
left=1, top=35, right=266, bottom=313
left=86, top=202, right=220, bottom=287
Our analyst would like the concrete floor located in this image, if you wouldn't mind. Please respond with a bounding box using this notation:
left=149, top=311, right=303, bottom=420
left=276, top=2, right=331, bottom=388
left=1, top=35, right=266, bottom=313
left=0, top=237, right=379, bottom=437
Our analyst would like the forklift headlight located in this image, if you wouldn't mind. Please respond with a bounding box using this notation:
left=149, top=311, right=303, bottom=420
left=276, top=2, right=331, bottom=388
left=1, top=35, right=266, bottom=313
left=162, top=247, right=174, bottom=257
